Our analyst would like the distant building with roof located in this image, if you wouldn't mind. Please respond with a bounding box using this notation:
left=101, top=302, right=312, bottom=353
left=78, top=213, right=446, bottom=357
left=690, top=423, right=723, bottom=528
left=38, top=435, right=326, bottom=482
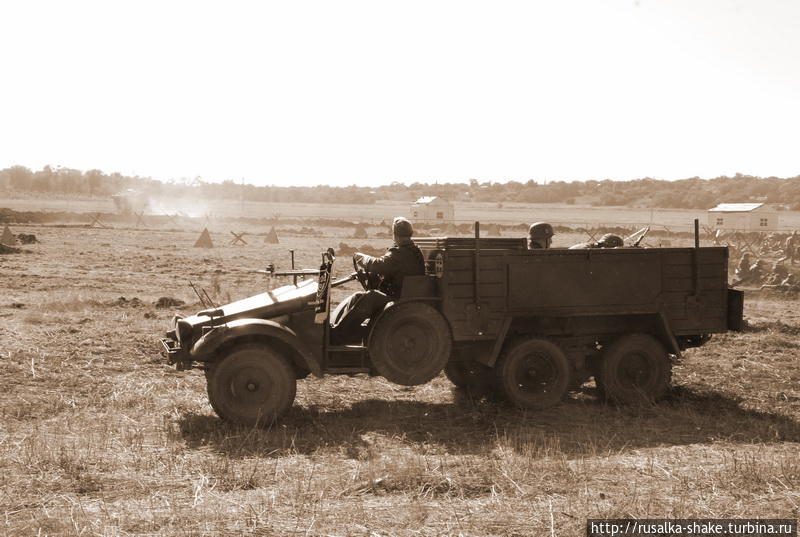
left=707, top=202, right=779, bottom=232
left=410, top=196, right=454, bottom=222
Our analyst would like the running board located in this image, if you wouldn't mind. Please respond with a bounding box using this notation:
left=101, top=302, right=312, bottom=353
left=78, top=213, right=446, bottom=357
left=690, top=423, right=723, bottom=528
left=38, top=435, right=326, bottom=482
left=323, top=367, right=371, bottom=375
left=327, top=344, right=367, bottom=352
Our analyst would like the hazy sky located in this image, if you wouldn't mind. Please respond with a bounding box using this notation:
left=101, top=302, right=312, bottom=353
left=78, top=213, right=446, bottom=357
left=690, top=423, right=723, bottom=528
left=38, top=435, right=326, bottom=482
left=2, top=0, right=798, bottom=187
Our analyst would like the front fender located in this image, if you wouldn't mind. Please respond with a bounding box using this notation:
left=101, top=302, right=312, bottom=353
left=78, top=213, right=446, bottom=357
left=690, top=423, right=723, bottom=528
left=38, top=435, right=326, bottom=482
left=191, top=318, right=322, bottom=377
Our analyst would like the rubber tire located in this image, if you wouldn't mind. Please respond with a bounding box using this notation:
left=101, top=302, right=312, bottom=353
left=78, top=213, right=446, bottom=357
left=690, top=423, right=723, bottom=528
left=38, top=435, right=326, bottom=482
left=444, top=349, right=493, bottom=395
left=368, top=302, right=452, bottom=386
left=596, top=333, right=671, bottom=404
left=206, top=344, right=297, bottom=426
left=493, top=338, right=570, bottom=410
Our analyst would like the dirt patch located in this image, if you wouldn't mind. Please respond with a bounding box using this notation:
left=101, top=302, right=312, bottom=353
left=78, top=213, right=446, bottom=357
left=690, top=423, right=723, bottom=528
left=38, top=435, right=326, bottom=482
left=17, top=233, right=38, bottom=244
left=743, top=318, right=800, bottom=335
left=106, top=296, right=144, bottom=308
left=336, top=242, right=385, bottom=257
left=154, top=297, right=185, bottom=308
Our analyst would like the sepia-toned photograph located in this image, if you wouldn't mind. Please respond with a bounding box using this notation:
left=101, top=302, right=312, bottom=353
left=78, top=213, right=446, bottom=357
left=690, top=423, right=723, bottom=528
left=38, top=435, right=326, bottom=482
left=1, top=1, right=798, bottom=536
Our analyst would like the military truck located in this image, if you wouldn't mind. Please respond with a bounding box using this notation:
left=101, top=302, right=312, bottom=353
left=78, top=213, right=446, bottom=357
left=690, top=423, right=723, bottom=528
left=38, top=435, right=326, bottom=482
left=160, top=230, right=743, bottom=425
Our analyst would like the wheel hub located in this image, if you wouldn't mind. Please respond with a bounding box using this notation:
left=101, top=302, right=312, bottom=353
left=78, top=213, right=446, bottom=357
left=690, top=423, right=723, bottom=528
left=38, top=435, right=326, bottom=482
left=518, top=354, right=557, bottom=392
left=619, top=352, right=650, bottom=387
left=391, top=323, right=429, bottom=365
left=227, top=366, right=272, bottom=405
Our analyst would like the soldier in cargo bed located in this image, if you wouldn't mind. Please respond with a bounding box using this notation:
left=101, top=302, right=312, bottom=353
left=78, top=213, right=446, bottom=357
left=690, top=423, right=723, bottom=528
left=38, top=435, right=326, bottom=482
left=330, top=217, right=425, bottom=343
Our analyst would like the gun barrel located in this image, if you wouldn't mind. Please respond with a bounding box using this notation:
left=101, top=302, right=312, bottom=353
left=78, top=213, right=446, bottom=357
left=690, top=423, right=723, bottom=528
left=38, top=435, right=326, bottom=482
left=257, top=268, right=322, bottom=276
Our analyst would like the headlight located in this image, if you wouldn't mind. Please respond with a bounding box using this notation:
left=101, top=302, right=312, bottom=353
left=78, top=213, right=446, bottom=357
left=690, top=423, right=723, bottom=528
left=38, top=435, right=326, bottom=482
left=169, top=314, right=188, bottom=344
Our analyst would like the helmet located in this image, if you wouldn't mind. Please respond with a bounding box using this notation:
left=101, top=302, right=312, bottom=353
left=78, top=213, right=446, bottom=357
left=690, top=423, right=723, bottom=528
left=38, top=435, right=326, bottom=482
left=528, top=222, right=554, bottom=239
left=597, top=233, right=624, bottom=248
left=392, top=216, right=413, bottom=238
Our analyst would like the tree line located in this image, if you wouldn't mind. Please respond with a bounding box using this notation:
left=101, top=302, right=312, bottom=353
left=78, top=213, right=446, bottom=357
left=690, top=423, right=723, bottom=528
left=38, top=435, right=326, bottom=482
left=2, top=165, right=799, bottom=210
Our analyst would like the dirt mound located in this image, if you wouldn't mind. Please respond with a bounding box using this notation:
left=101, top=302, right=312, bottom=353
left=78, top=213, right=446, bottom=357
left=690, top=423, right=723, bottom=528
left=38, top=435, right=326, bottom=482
left=17, top=233, right=38, bottom=244
left=107, top=296, right=144, bottom=308
left=336, top=243, right=384, bottom=257
left=155, top=297, right=186, bottom=308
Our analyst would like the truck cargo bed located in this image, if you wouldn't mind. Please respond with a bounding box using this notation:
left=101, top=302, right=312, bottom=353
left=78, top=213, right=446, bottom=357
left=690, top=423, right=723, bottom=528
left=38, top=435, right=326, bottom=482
left=419, top=245, right=732, bottom=341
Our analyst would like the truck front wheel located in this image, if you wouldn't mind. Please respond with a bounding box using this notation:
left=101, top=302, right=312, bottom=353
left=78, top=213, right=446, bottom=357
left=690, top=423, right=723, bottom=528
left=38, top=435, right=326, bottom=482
left=596, top=334, right=671, bottom=404
left=368, top=302, right=452, bottom=386
left=206, top=344, right=297, bottom=426
left=493, top=338, right=570, bottom=409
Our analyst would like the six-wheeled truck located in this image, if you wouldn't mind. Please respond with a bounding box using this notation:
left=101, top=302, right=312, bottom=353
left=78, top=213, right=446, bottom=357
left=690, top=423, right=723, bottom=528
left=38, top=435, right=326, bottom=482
left=160, top=229, right=744, bottom=426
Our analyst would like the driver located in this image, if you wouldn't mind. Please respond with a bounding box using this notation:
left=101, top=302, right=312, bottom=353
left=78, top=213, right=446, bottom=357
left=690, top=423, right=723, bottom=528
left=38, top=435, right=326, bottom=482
left=330, top=217, right=425, bottom=342
left=353, top=216, right=425, bottom=297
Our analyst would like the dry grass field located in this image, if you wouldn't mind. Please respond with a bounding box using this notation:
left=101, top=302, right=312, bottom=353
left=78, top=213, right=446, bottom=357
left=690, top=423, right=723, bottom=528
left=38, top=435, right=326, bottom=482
left=1, top=218, right=799, bottom=536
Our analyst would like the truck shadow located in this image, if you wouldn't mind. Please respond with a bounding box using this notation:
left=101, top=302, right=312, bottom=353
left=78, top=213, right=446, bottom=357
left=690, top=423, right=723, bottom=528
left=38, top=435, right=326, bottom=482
left=176, top=385, right=800, bottom=459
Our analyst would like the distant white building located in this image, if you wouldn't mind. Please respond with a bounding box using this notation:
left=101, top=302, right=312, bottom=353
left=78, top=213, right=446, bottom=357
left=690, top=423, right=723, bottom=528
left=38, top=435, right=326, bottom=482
left=410, top=196, right=454, bottom=222
left=707, top=203, right=779, bottom=232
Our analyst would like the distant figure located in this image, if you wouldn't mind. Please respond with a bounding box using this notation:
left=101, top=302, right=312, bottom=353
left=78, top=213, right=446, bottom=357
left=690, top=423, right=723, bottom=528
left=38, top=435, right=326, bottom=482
left=748, top=259, right=767, bottom=284
left=527, top=222, right=554, bottom=249
left=760, top=233, right=775, bottom=255
left=569, top=233, right=624, bottom=250
left=733, top=253, right=752, bottom=285
left=737, top=253, right=751, bottom=269
left=786, top=231, right=800, bottom=265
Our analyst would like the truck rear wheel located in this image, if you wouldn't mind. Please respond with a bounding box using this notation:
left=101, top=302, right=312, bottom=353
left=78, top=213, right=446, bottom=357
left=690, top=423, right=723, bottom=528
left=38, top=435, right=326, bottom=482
left=368, top=302, right=452, bottom=386
left=493, top=338, right=570, bottom=409
left=206, top=344, right=296, bottom=426
left=596, top=333, right=671, bottom=404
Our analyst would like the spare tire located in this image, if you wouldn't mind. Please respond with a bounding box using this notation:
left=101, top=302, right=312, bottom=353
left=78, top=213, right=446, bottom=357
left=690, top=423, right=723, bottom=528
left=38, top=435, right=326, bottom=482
left=367, top=302, right=452, bottom=386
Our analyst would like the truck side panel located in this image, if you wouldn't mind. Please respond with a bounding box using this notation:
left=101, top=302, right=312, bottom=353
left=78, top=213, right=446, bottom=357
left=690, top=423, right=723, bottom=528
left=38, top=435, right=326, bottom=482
left=658, top=249, right=728, bottom=334
left=438, top=250, right=509, bottom=340
left=435, top=247, right=729, bottom=341
left=507, top=251, right=662, bottom=309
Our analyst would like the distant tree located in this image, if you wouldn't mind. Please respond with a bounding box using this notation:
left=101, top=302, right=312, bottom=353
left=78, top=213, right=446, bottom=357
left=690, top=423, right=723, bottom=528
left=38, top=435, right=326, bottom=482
left=7, top=165, right=33, bottom=190
left=85, top=170, right=103, bottom=196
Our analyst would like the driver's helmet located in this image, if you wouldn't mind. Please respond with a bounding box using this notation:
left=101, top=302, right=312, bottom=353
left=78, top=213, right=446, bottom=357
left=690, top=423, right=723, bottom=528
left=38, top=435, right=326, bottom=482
left=392, top=216, right=413, bottom=238
left=597, top=233, right=624, bottom=248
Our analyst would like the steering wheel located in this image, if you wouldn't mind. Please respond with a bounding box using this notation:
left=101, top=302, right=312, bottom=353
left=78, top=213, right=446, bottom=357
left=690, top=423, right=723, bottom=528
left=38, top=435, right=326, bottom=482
left=353, top=254, right=370, bottom=291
